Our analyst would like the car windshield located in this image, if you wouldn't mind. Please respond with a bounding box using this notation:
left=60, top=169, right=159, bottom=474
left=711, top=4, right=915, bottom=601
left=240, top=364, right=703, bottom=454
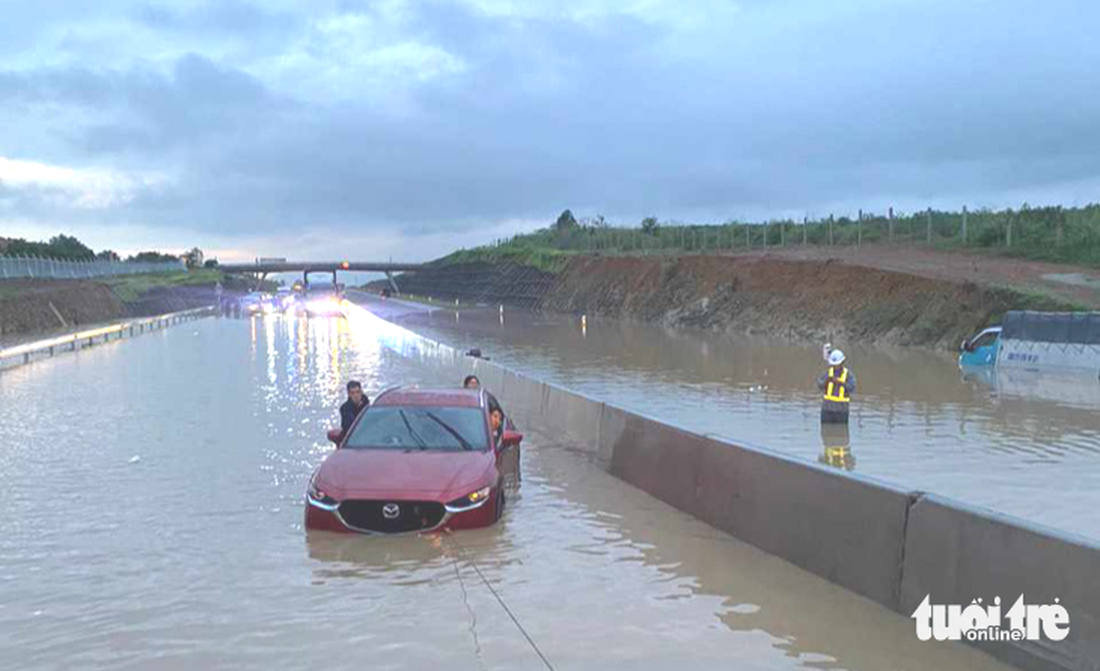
left=344, top=406, right=489, bottom=452
left=971, top=331, right=999, bottom=349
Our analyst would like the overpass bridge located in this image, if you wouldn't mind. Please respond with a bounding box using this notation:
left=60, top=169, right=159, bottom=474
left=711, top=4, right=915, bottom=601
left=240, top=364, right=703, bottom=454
left=218, top=260, right=427, bottom=292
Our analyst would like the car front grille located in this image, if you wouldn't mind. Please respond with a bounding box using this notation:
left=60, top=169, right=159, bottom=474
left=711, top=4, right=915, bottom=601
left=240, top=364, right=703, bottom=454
left=337, top=500, right=446, bottom=534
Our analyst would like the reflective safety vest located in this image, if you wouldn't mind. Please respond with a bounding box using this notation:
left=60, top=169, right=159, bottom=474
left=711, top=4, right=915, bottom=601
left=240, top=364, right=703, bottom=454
left=824, top=366, right=850, bottom=403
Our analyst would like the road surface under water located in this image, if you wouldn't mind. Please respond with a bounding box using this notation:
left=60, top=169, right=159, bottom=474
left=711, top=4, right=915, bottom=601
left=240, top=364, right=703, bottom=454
left=0, top=313, right=1012, bottom=669
left=382, top=296, right=1100, bottom=541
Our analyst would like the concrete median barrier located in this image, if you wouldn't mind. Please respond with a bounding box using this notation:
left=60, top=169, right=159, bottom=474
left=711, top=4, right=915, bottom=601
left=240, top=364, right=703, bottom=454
left=500, top=370, right=545, bottom=423
left=900, top=494, right=1100, bottom=671
left=607, top=414, right=708, bottom=516
left=696, top=436, right=910, bottom=610
left=604, top=413, right=910, bottom=609
left=595, top=403, right=629, bottom=467
left=543, top=384, right=605, bottom=450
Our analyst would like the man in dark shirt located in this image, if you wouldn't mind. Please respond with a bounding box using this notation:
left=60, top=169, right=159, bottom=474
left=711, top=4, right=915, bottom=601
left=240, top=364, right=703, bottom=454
left=339, top=380, right=370, bottom=439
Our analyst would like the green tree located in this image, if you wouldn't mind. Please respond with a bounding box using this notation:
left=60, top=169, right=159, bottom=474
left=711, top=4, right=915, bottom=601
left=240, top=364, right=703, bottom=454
left=183, top=247, right=204, bottom=268
left=47, top=234, right=95, bottom=260
left=96, top=249, right=120, bottom=262
left=129, top=251, right=179, bottom=263
left=641, top=216, right=659, bottom=234
left=6, top=233, right=95, bottom=259
left=554, top=209, right=578, bottom=233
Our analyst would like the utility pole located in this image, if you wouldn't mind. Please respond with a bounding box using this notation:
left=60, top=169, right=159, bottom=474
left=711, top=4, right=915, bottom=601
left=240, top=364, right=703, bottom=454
left=961, top=206, right=968, bottom=244
left=926, top=208, right=932, bottom=244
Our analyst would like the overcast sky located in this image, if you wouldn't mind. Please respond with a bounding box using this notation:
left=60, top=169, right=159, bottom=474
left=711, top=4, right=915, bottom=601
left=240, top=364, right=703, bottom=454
left=1, top=0, right=1098, bottom=261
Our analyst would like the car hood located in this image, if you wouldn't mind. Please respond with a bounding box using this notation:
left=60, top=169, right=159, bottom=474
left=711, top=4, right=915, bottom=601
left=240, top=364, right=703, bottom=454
left=316, top=448, right=495, bottom=501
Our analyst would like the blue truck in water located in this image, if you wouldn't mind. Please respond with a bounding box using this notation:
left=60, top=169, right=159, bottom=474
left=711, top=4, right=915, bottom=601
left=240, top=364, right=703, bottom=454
left=959, top=311, right=1100, bottom=376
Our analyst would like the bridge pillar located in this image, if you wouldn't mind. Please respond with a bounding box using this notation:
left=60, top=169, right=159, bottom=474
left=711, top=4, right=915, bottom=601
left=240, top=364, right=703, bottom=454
left=385, top=271, right=400, bottom=294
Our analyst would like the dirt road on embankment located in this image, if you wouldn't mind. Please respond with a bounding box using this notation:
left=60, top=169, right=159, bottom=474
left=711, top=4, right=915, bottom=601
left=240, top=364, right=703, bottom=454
left=753, top=245, right=1100, bottom=309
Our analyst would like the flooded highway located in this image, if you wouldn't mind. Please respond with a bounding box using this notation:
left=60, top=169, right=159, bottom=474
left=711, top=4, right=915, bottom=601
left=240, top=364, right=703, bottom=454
left=0, top=312, right=1014, bottom=669
left=386, top=298, right=1100, bottom=541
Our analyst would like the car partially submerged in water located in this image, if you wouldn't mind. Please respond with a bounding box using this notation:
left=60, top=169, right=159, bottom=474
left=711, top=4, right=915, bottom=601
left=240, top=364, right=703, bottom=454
left=305, top=388, right=522, bottom=535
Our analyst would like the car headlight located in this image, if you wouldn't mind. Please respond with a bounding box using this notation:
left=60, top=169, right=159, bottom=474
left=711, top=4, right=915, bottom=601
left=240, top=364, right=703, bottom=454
left=446, top=485, right=492, bottom=511
left=466, top=486, right=491, bottom=503
left=308, top=478, right=338, bottom=507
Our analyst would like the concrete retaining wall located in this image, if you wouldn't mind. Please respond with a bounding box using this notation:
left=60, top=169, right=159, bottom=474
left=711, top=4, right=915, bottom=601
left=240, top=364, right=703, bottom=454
left=360, top=305, right=1100, bottom=671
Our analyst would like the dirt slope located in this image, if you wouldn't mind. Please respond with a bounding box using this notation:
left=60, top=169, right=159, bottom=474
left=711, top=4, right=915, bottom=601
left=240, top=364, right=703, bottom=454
left=0, top=280, right=224, bottom=345
left=541, top=255, right=1070, bottom=350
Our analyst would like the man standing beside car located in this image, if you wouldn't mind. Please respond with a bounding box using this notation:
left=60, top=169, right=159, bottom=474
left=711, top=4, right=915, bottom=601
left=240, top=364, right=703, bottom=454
left=340, top=380, right=370, bottom=439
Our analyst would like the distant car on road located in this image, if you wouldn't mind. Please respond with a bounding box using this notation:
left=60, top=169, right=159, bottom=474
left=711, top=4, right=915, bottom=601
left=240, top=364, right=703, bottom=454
left=295, top=282, right=347, bottom=316
left=274, top=286, right=296, bottom=312
left=305, top=388, right=523, bottom=535
left=239, top=291, right=275, bottom=315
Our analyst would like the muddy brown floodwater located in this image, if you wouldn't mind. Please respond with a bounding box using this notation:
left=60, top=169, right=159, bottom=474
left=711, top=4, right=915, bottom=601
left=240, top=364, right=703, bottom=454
left=0, top=313, right=1015, bottom=669
left=383, top=295, right=1100, bottom=542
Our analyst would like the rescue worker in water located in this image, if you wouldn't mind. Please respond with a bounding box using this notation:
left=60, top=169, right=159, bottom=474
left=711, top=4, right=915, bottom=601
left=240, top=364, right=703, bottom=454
left=817, top=343, right=856, bottom=424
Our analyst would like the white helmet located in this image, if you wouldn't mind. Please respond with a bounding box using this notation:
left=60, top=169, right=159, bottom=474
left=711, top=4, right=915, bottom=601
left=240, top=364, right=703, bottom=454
left=828, top=349, right=846, bottom=366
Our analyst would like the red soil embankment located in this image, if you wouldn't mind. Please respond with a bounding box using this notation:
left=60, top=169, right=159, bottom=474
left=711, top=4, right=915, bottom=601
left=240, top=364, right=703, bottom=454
left=542, top=255, right=1071, bottom=349
left=0, top=280, right=224, bottom=344
left=0, top=280, right=126, bottom=341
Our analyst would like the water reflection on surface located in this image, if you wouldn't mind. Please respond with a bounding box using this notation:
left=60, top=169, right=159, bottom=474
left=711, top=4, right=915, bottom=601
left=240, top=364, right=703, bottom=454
left=0, top=313, right=1016, bottom=669
left=389, top=301, right=1100, bottom=540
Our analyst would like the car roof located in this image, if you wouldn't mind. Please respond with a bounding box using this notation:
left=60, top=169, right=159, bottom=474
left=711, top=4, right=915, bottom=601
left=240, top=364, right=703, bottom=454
left=373, top=388, right=483, bottom=408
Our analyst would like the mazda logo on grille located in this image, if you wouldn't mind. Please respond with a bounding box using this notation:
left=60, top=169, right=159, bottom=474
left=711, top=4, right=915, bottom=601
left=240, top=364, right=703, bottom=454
left=382, top=503, right=400, bottom=519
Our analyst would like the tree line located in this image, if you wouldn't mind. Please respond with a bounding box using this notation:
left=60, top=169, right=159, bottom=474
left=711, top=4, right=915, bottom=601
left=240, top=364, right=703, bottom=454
left=0, top=234, right=208, bottom=268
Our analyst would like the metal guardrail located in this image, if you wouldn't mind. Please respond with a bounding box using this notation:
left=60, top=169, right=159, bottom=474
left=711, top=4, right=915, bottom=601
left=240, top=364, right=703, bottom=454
left=0, top=306, right=215, bottom=370
left=0, top=255, right=185, bottom=280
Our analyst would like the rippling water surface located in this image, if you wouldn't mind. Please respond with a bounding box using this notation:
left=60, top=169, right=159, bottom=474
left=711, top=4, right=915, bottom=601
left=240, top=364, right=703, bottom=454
left=0, top=314, right=1013, bottom=669
left=390, top=299, right=1100, bottom=541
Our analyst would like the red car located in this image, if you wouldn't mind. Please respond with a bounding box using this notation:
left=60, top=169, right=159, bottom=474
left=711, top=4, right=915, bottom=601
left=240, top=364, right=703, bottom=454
left=305, top=387, right=522, bottom=534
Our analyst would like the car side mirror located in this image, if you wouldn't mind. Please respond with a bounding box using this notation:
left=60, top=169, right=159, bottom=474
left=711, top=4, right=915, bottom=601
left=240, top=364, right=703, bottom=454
left=327, top=429, right=343, bottom=445
left=501, top=430, right=523, bottom=448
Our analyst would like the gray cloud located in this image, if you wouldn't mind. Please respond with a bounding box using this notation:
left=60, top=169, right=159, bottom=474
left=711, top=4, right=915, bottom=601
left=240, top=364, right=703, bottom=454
left=1, top=0, right=1100, bottom=256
